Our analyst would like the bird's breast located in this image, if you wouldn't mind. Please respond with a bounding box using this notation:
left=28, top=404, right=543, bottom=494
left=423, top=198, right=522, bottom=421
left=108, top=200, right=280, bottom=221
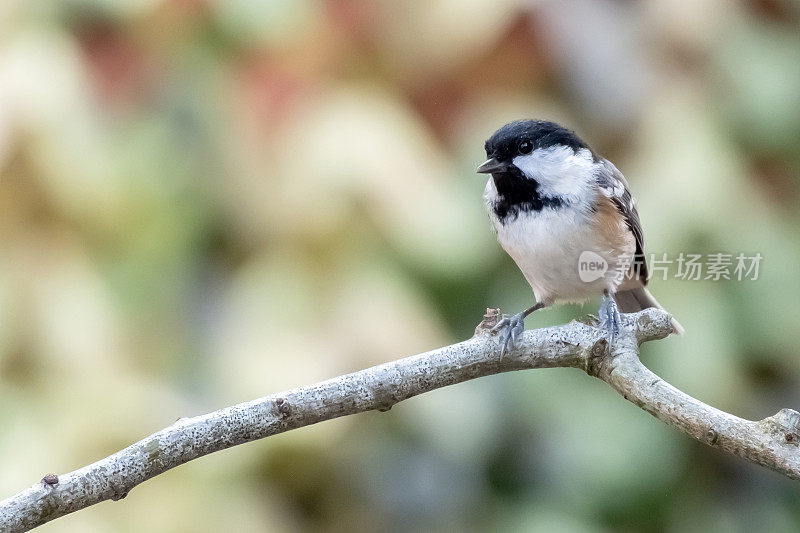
left=490, top=202, right=633, bottom=303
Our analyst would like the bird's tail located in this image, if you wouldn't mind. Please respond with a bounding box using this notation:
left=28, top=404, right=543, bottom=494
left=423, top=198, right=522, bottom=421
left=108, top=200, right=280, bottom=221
left=615, top=286, right=685, bottom=335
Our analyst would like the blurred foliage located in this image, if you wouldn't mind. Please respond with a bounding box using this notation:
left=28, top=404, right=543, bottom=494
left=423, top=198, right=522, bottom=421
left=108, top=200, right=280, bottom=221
left=1, top=0, right=800, bottom=531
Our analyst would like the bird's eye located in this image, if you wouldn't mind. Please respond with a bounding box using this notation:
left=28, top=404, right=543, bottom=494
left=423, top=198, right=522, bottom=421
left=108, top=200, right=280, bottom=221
left=518, top=141, right=533, bottom=154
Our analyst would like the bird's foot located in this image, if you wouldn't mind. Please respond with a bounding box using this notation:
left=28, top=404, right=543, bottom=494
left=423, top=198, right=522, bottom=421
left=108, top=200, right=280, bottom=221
left=598, top=293, right=621, bottom=344
left=491, top=311, right=526, bottom=357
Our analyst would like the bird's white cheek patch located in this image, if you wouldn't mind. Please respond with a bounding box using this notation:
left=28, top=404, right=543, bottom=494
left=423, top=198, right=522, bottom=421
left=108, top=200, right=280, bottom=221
left=483, top=177, right=498, bottom=201
left=512, top=147, right=597, bottom=200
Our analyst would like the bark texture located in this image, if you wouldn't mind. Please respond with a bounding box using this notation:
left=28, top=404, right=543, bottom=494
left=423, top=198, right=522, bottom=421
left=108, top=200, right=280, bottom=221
left=1, top=308, right=798, bottom=532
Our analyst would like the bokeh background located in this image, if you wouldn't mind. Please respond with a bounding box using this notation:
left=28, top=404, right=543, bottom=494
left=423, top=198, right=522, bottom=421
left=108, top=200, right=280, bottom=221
left=1, top=0, right=800, bottom=531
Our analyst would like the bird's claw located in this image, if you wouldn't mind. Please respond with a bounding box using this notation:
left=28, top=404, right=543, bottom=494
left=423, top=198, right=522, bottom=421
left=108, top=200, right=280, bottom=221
left=491, top=311, right=526, bottom=356
left=598, top=294, right=621, bottom=344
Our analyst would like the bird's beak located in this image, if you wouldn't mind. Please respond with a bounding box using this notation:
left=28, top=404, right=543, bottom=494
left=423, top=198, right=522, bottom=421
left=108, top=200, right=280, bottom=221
left=476, top=158, right=508, bottom=174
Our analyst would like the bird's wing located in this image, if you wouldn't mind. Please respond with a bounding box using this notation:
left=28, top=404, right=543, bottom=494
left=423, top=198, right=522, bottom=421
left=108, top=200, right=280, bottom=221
left=596, top=159, right=649, bottom=285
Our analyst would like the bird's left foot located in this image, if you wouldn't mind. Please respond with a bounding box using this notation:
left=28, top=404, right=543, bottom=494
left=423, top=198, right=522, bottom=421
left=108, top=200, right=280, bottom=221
left=491, top=311, right=526, bottom=356
left=598, top=293, right=621, bottom=344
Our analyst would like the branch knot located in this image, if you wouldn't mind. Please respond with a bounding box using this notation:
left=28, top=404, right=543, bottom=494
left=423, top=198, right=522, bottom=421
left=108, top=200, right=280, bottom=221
left=474, top=308, right=501, bottom=336
left=274, top=398, right=291, bottom=417
left=585, top=338, right=609, bottom=377
left=40, top=475, right=59, bottom=491
left=760, top=408, right=800, bottom=445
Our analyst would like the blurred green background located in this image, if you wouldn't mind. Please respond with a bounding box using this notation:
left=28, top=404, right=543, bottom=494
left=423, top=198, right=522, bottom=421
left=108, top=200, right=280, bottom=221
left=1, top=0, right=800, bottom=531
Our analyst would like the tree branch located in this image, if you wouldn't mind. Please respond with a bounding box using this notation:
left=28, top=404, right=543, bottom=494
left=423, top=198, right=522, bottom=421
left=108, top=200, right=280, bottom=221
left=2, top=308, right=799, bottom=531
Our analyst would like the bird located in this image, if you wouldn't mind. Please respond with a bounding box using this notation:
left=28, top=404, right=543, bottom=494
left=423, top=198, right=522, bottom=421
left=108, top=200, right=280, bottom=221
left=477, top=119, right=683, bottom=353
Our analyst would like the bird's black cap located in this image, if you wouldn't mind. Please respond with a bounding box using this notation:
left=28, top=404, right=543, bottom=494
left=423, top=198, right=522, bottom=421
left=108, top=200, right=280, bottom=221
left=484, top=120, right=587, bottom=162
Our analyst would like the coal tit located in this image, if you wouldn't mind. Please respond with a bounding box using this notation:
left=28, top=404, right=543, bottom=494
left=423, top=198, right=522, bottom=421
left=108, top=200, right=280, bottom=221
left=478, top=119, right=683, bottom=352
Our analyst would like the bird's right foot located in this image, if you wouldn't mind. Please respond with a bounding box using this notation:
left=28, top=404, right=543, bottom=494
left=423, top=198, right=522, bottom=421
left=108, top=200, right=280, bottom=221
left=598, top=292, right=621, bottom=344
left=491, top=311, right=526, bottom=357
